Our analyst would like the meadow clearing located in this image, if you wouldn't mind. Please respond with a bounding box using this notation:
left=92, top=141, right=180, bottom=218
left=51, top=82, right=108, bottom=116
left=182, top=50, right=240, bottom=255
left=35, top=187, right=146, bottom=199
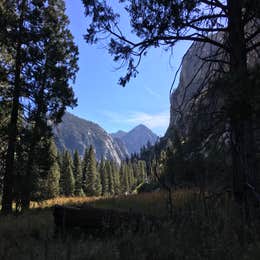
left=0, top=190, right=260, bottom=260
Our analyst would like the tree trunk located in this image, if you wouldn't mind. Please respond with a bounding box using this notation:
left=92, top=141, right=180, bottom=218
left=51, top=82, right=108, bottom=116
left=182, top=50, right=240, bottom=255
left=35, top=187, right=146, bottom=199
left=1, top=78, right=21, bottom=214
left=1, top=0, right=26, bottom=214
left=228, top=0, right=257, bottom=215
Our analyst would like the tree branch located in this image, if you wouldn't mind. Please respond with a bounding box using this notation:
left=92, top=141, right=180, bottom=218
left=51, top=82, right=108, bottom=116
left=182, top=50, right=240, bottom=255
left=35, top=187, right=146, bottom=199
left=201, top=0, right=227, bottom=12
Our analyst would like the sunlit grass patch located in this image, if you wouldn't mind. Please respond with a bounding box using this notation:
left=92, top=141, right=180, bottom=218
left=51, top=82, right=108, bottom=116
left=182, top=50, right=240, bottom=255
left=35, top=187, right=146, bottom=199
left=28, top=189, right=199, bottom=218
left=89, top=189, right=199, bottom=217
left=30, top=196, right=100, bottom=209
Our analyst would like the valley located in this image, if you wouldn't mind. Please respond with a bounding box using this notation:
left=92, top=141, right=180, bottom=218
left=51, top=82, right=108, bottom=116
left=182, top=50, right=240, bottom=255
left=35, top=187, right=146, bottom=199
left=0, top=0, right=260, bottom=259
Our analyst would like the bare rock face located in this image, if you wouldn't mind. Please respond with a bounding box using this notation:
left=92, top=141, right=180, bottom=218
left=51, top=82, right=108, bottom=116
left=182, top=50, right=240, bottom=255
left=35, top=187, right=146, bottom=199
left=53, top=113, right=158, bottom=163
left=54, top=113, right=128, bottom=164
left=167, top=31, right=260, bottom=137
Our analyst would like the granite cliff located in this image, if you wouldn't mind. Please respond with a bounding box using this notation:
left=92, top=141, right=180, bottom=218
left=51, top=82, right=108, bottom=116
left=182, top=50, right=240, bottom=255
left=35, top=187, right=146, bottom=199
left=54, top=113, right=158, bottom=163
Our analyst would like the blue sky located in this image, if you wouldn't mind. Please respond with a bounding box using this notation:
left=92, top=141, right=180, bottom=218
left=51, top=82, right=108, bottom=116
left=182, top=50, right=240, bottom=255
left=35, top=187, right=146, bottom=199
left=65, top=0, right=191, bottom=136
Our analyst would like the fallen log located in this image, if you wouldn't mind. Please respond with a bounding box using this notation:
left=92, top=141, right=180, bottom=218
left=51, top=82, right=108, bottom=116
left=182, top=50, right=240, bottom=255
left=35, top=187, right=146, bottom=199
left=53, top=204, right=162, bottom=236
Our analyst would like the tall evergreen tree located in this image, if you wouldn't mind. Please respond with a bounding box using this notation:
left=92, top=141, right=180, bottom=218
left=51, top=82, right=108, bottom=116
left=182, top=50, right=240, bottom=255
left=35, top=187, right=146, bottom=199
left=138, top=160, right=147, bottom=183
left=28, top=139, right=60, bottom=201
left=108, top=161, right=115, bottom=195
left=0, top=0, right=78, bottom=213
left=120, top=163, right=129, bottom=193
left=103, top=160, right=110, bottom=196
left=73, top=150, right=84, bottom=196
left=99, top=159, right=106, bottom=196
left=112, top=161, right=121, bottom=195
left=44, top=140, right=60, bottom=199
left=85, top=145, right=97, bottom=196
left=95, top=169, right=102, bottom=196
left=60, top=150, right=75, bottom=196
left=82, top=147, right=89, bottom=194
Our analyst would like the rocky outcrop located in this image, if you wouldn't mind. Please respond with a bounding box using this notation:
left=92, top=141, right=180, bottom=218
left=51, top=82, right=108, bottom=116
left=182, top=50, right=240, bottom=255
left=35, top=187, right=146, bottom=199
left=167, top=32, right=260, bottom=137
left=167, top=33, right=224, bottom=137
left=54, top=113, right=128, bottom=164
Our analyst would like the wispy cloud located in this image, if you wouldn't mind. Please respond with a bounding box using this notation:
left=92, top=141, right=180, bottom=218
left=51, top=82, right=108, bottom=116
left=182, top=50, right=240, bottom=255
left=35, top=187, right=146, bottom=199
left=143, top=86, right=161, bottom=98
left=102, top=110, right=170, bottom=135
left=126, top=111, right=169, bottom=129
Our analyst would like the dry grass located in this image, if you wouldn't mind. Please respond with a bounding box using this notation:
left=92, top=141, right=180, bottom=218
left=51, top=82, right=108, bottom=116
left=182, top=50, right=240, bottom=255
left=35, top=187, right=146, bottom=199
left=30, top=196, right=100, bottom=209
left=89, top=189, right=199, bottom=217
left=29, top=189, right=198, bottom=217
left=0, top=190, right=260, bottom=260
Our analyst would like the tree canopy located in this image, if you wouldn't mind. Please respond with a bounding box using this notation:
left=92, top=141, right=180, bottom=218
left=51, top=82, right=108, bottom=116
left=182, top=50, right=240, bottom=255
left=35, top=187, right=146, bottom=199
left=83, top=0, right=260, bottom=85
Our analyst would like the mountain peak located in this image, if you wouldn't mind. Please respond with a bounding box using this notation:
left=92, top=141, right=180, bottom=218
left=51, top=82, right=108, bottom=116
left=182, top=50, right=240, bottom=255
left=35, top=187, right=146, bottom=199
left=55, top=112, right=158, bottom=160
left=135, top=124, right=149, bottom=129
left=111, top=130, right=127, bottom=138
left=114, top=124, right=158, bottom=155
left=54, top=112, right=129, bottom=163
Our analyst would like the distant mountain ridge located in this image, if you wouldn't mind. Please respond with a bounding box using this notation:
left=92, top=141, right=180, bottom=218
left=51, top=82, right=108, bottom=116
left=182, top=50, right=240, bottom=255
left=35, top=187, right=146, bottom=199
left=54, top=113, right=158, bottom=163
left=111, top=124, right=158, bottom=155
left=112, top=130, right=127, bottom=139
left=53, top=113, right=128, bottom=164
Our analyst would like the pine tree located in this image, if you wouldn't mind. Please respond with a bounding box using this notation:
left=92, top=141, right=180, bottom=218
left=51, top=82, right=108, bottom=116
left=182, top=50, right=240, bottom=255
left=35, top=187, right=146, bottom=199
left=103, top=161, right=111, bottom=195
left=108, top=161, right=115, bottom=195
left=112, top=161, right=120, bottom=195
left=120, top=163, right=129, bottom=193
left=95, top=169, right=102, bottom=196
left=82, top=147, right=89, bottom=194
left=127, top=162, right=135, bottom=190
left=44, top=140, right=60, bottom=199
left=0, top=0, right=78, bottom=212
left=138, top=160, right=147, bottom=183
left=22, top=135, right=57, bottom=202
left=73, top=150, right=84, bottom=196
left=60, top=151, right=75, bottom=196
left=99, top=159, right=106, bottom=196
left=85, top=146, right=97, bottom=196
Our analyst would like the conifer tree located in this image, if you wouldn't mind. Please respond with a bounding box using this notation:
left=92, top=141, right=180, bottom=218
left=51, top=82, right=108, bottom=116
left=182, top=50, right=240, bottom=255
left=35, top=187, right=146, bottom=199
left=73, top=150, right=84, bottom=196
left=82, top=147, right=89, bottom=194
left=112, top=161, right=120, bottom=195
left=44, top=140, right=60, bottom=199
left=60, top=151, right=75, bottom=196
left=85, top=146, right=97, bottom=196
left=0, top=0, right=78, bottom=212
left=108, top=161, right=115, bottom=195
left=103, top=161, right=111, bottom=195
left=120, top=163, right=129, bottom=193
left=99, top=159, right=106, bottom=196
left=23, top=136, right=59, bottom=202
left=104, top=160, right=114, bottom=195
left=95, top=169, right=102, bottom=196
left=127, top=162, right=135, bottom=190
left=138, top=160, right=147, bottom=183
